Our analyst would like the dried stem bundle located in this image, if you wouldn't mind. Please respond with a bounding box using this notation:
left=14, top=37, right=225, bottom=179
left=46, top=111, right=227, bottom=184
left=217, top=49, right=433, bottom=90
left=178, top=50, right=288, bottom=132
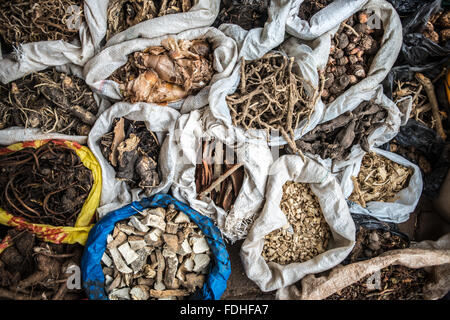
left=349, top=152, right=413, bottom=207
left=296, top=100, right=387, bottom=162
left=102, top=205, right=212, bottom=300
left=227, top=53, right=322, bottom=156
left=0, top=229, right=85, bottom=300
left=110, top=38, right=213, bottom=104
left=195, top=139, right=244, bottom=212
left=262, top=181, right=331, bottom=265
left=0, top=0, right=84, bottom=46
left=100, top=118, right=161, bottom=193
left=107, top=0, right=194, bottom=41
left=0, top=68, right=98, bottom=136
left=327, top=265, right=429, bottom=300
left=0, top=142, right=93, bottom=227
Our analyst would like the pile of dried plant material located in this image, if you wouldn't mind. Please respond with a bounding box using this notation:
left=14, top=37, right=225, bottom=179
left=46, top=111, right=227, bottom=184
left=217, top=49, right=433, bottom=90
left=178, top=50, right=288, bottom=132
left=327, top=265, right=429, bottom=300
left=0, top=229, right=85, bottom=300
left=297, top=0, right=333, bottom=22
left=100, top=118, right=161, bottom=192
left=262, top=181, right=331, bottom=265
left=296, top=100, right=387, bottom=162
left=346, top=226, right=409, bottom=263
left=349, top=152, right=414, bottom=208
left=392, top=73, right=448, bottom=141
left=0, top=142, right=93, bottom=227
left=388, top=139, right=432, bottom=174
left=106, top=0, right=195, bottom=41
left=195, top=139, right=244, bottom=212
left=109, top=38, right=214, bottom=104
left=0, top=68, right=98, bottom=136
left=213, top=0, right=269, bottom=31
left=226, top=53, right=322, bottom=153
left=323, top=11, right=384, bottom=104
left=102, top=205, right=212, bottom=300
left=422, top=10, right=450, bottom=46
left=0, top=0, right=84, bottom=47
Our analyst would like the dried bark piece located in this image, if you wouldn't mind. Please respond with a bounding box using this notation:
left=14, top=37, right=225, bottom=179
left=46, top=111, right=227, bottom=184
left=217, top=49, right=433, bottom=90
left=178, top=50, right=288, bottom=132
left=148, top=289, right=190, bottom=299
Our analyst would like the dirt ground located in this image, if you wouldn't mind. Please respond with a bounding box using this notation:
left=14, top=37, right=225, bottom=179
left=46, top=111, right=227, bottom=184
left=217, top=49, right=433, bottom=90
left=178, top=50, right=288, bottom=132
left=221, top=194, right=450, bottom=300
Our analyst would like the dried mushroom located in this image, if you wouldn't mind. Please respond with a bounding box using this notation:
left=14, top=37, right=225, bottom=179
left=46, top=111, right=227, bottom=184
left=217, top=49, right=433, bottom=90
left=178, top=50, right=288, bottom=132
left=100, top=118, right=161, bottom=193
left=109, top=38, right=214, bottom=104
left=0, top=68, right=98, bottom=136
left=101, top=205, right=212, bottom=300
left=195, top=138, right=245, bottom=212
left=349, top=152, right=413, bottom=207
left=107, top=0, right=195, bottom=41
left=262, top=181, right=331, bottom=265
left=296, top=100, right=388, bottom=162
left=323, top=11, right=384, bottom=104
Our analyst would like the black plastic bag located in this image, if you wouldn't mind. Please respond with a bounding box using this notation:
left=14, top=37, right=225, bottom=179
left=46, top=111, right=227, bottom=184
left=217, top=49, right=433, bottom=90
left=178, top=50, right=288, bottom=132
left=400, top=0, right=450, bottom=66
left=387, top=0, right=435, bottom=16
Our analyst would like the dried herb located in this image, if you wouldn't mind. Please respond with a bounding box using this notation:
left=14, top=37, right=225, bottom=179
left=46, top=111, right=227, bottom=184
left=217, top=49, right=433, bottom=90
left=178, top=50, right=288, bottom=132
left=296, top=100, right=387, bottom=162
left=297, top=0, right=333, bottom=22
left=349, top=152, right=413, bottom=207
left=227, top=53, right=323, bottom=155
left=346, top=226, right=409, bottom=263
left=422, top=10, right=450, bottom=46
left=0, top=68, right=98, bottom=136
left=323, top=11, right=384, bottom=104
left=109, top=38, right=214, bottom=104
left=102, top=205, right=211, bottom=300
left=213, top=0, right=269, bottom=31
left=0, top=142, right=93, bottom=227
left=195, top=139, right=244, bottom=212
left=0, top=0, right=83, bottom=47
left=262, top=181, right=331, bottom=265
left=100, top=118, right=161, bottom=193
left=107, top=0, right=194, bottom=41
left=0, top=229, right=85, bottom=300
left=327, top=265, right=429, bottom=300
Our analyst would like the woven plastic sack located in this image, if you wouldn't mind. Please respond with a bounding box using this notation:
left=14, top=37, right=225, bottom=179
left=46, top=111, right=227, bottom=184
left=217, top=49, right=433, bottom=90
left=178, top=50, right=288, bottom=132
left=99, top=0, right=221, bottom=47
left=342, top=147, right=423, bottom=224
left=169, top=108, right=273, bottom=243
left=0, top=139, right=102, bottom=245
left=83, top=26, right=238, bottom=113
left=87, top=101, right=180, bottom=218
left=286, top=0, right=369, bottom=40
left=240, top=155, right=356, bottom=292
left=277, top=232, right=450, bottom=300
left=0, top=0, right=104, bottom=84
left=81, top=193, right=231, bottom=300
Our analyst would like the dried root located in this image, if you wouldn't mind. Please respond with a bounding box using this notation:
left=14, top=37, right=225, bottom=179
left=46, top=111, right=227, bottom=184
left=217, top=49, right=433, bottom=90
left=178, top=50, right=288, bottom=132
left=262, top=181, right=331, bottom=265
left=110, top=38, right=214, bottom=104
left=296, top=99, right=387, bottom=162
left=297, top=0, right=333, bottom=22
left=0, top=68, right=98, bottom=136
left=106, top=0, right=194, bottom=41
left=102, top=205, right=212, bottom=300
left=0, top=142, right=93, bottom=227
left=349, top=152, right=413, bottom=207
left=0, top=0, right=84, bottom=47
left=100, top=118, right=161, bottom=194
left=422, top=10, right=450, bottom=46
left=213, top=0, right=269, bottom=31
left=226, top=53, right=322, bottom=157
